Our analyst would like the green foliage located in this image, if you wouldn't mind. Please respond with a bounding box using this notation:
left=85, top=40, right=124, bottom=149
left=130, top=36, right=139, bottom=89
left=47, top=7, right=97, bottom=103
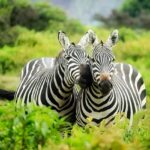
left=0, top=0, right=30, bottom=8
left=35, top=2, right=67, bottom=22
left=0, top=27, right=18, bottom=47
left=121, top=0, right=150, bottom=17
left=63, top=19, right=85, bottom=34
left=0, top=7, right=149, bottom=148
left=94, top=0, right=150, bottom=29
left=0, top=101, right=150, bottom=150
left=10, top=2, right=67, bottom=31
left=0, top=25, right=85, bottom=74
left=0, top=102, right=70, bottom=150
left=0, top=0, right=84, bottom=48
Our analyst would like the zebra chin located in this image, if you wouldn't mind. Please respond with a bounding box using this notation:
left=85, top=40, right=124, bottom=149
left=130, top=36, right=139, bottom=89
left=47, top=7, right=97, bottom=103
left=77, top=74, right=93, bottom=89
left=98, top=80, right=113, bottom=95
left=77, top=78, right=91, bottom=89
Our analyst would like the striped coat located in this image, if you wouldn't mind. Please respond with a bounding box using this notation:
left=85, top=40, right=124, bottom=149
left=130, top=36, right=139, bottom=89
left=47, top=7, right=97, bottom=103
left=76, top=29, right=146, bottom=126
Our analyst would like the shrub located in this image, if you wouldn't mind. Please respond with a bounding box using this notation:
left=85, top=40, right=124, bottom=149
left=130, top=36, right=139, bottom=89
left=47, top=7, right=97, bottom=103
left=0, top=0, right=84, bottom=48
left=64, top=19, right=85, bottom=34
left=0, top=102, right=70, bottom=150
left=0, top=100, right=150, bottom=150
left=0, top=26, right=62, bottom=74
left=10, top=5, right=39, bottom=30
left=10, top=2, right=68, bottom=31
left=0, top=27, right=18, bottom=47
left=121, top=0, right=150, bottom=17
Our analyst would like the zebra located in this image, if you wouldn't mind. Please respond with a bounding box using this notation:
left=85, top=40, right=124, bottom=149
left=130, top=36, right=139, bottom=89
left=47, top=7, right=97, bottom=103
left=76, top=29, right=146, bottom=127
left=0, top=58, right=56, bottom=101
left=15, top=31, right=93, bottom=122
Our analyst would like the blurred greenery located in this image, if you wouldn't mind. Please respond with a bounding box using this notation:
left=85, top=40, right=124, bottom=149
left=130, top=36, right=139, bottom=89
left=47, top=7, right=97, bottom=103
left=0, top=101, right=149, bottom=150
left=0, top=0, right=85, bottom=47
left=94, top=0, right=150, bottom=29
left=0, top=0, right=150, bottom=149
left=0, top=102, right=71, bottom=150
left=121, top=0, right=150, bottom=17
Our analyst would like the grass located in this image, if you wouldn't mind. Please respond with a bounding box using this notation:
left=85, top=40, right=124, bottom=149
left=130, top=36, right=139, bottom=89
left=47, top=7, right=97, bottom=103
left=0, top=75, right=19, bottom=90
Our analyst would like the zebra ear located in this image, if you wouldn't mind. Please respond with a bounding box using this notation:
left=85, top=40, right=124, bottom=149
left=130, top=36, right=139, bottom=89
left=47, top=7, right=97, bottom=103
left=58, top=31, right=70, bottom=49
left=88, top=29, right=99, bottom=47
left=106, top=29, right=119, bottom=47
left=78, top=29, right=99, bottom=48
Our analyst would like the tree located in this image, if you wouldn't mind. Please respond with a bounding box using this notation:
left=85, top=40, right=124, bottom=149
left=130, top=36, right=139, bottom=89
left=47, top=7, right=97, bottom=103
left=94, top=0, right=150, bottom=29
left=122, top=0, right=150, bottom=17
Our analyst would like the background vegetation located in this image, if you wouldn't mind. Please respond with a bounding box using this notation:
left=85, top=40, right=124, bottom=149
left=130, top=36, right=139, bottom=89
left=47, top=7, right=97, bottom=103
left=0, top=0, right=150, bottom=149
left=94, top=0, right=150, bottom=29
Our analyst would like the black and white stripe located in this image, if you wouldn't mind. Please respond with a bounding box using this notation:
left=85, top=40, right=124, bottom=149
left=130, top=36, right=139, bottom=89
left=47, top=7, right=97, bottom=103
left=15, top=31, right=91, bottom=121
left=76, top=30, right=146, bottom=126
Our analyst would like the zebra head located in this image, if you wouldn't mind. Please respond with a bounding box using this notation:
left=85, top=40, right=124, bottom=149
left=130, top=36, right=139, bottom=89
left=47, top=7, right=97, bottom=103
left=89, top=29, right=119, bottom=95
left=58, top=31, right=93, bottom=88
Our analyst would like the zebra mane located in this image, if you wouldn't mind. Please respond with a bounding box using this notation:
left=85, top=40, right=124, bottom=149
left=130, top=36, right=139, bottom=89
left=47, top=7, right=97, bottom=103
left=54, top=50, right=65, bottom=65
left=71, top=42, right=75, bottom=46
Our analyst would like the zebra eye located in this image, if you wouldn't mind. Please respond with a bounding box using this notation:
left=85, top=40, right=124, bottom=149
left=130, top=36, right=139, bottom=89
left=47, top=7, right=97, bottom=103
left=90, top=57, right=95, bottom=62
left=65, top=55, right=71, bottom=60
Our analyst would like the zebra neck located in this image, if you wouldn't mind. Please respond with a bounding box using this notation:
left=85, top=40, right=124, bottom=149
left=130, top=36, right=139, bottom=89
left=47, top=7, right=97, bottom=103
left=48, top=64, right=74, bottom=93
left=87, top=83, right=112, bottom=103
left=63, top=64, right=75, bottom=88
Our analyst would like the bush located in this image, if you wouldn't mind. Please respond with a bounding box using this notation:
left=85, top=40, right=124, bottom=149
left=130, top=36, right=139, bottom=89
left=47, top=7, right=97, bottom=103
left=0, top=102, right=70, bottom=150
left=10, top=3, right=68, bottom=31
left=121, top=0, right=150, bottom=17
left=0, top=0, right=84, bottom=33
left=10, top=5, right=39, bottom=30
left=0, top=27, right=18, bottom=47
left=0, top=0, right=84, bottom=48
left=0, top=101, right=150, bottom=150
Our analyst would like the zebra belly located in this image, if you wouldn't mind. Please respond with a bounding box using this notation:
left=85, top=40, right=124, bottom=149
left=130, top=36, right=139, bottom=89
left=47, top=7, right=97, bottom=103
left=16, top=78, right=76, bottom=118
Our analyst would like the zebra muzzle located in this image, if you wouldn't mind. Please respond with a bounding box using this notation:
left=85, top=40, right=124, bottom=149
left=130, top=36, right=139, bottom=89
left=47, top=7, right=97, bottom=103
left=98, top=72, right=111, bottom=81
left=97, top=72, right=112, bottom=95
left=99, top=80, right=112, bottom=95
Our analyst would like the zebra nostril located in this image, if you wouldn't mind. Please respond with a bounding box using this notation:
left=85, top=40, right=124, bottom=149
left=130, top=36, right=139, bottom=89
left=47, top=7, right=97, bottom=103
left=98, top=72, right=112, bottom=82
